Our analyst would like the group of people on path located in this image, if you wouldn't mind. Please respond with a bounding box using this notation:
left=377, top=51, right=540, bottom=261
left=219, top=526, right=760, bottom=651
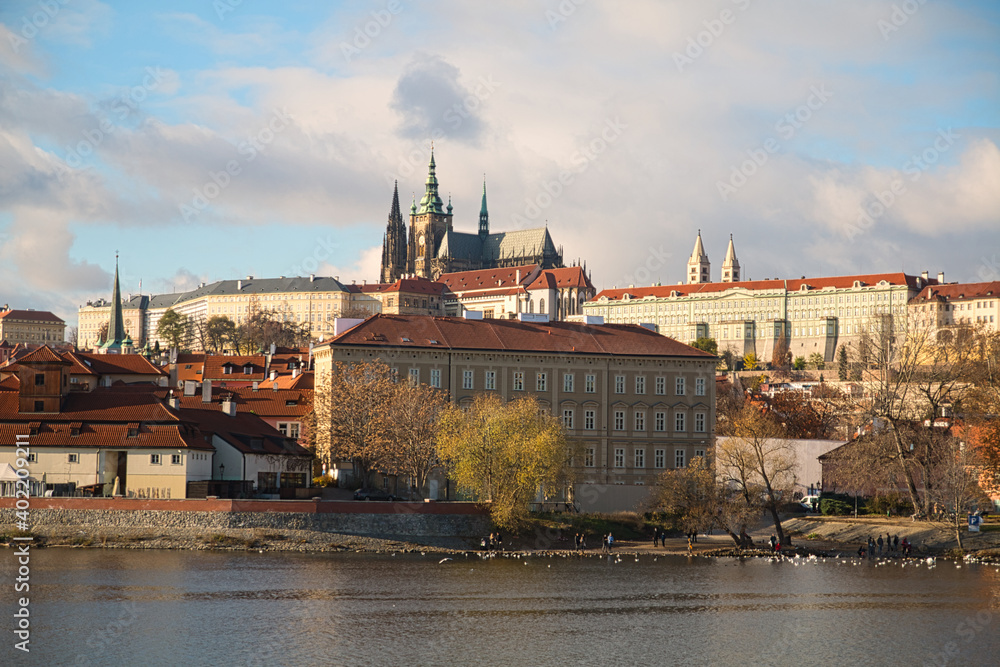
left=480, top=532, right=503, bottom=552
left=768, top=535, right=783, bottom=553
left=857, top=533, right=912, bottom=558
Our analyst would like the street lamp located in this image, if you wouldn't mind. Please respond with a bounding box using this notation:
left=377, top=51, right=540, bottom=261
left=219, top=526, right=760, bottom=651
left=219, top=463, right=225, bottom=481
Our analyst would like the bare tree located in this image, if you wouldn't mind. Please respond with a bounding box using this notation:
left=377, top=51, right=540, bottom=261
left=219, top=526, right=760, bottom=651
left=716, top=404, right=797, bottom=547
left=385, top=382, right=448, bottom=499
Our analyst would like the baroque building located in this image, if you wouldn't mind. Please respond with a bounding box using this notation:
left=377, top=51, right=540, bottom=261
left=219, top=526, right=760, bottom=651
left=380, top=150, right=564, bottom=281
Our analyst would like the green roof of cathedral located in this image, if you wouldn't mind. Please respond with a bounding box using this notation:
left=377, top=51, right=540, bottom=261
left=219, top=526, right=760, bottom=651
left=416, top=149, right=447, bottom=215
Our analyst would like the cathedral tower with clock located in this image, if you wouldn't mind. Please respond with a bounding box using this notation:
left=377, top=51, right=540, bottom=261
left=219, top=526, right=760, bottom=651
left=380, top=150, right=564, bottom=282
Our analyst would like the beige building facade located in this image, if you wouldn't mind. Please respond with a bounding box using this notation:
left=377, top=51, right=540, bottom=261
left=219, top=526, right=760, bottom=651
left=0, top=308, right=66, bottom=346
left=313, top=314, right=717, bottom=511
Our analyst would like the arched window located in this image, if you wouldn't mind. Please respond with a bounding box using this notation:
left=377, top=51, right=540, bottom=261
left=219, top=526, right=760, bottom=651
left=529, top=300, right=534, bottom=314
left=539, top=298, right=545, bottom=313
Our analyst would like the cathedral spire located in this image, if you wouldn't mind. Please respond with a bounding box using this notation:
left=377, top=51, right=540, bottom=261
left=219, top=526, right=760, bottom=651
left=478, top=177, right=489, bottom=239
left=417, top=148, right=446, bottom=215
left=101, top=254, right=127, bottom=353
left=721, top=233, right=740, bottom=282
left=381, top=181, right=408, bottom=283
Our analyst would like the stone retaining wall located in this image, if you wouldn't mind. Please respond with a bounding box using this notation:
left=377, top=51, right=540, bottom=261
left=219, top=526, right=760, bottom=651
left=0, top=500, right=491, bottom=540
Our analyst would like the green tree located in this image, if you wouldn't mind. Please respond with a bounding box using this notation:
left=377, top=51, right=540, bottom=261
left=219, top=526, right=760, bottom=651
left=807, top=352, right=825, bottom=370
left=837, top=345, right=849, bottom=381
left=792, top=356, right=806, bottom=370
left=691, top=337, right=718, bottom=355
left=157, top=309, right=189, bottom=349
left=206, top=315, right=237, bottom=353
left=743, top=352, right=759, bottom=371
left=436, top=394, right=573, bottom=530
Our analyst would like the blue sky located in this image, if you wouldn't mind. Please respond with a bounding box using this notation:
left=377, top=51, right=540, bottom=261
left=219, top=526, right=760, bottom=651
left=1, top=0, right=998, bottom=329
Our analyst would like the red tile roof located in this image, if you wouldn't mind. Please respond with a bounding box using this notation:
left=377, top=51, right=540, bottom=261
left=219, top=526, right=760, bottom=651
left=593, top=272, right=936, bottom=302
left=438, top=264, right=539, bottom=291
left=0, top=309, right=64, bottom=324
left=18, top=345, right=69, bottom=364
left=380, top=278, right=446, bottom=295
left=177, top=385, right=311, bottom=419
left=533, top=266, right=594, bottom=290
left=322, top=314, right=714, bottom=358
left=0, top=421, right=212, bottom=450
left=179, top=407, right=311, bottom=457
left=911, top=281, right=1000, bottom=303
left=69, top=352, right=165, bottom=376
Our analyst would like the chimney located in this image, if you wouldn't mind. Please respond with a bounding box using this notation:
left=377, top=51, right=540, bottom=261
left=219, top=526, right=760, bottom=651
left=221, top=395, right=236, bottom=417
left=183, top=380, right=196, bottom=397
left=937, top=271, right=944, bottom=284
left=252, top=381, right=259, bottom=391
left=237, top=280, right=242, bottom=290
left=168, top=395, right=180, bottom=409
left=272, top=381, right=279, bottom=392
left=921, top=270, right=929, bottom=281
left=292, top=368, right=300, bottom=379
left=516, top=269, right=520, bottom=283
left=270, top=369, right=277, bottom=381
left=202, top=379, right=212, bottom=403
left=310, top=274, right=315, bottom=282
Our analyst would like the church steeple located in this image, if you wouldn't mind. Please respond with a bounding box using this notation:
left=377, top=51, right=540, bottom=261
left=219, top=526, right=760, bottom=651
left=478, top=178, right=489, bottom=239
left=101, top=254, right=127, bottom=353
left=721, top=234, right=740, bottom=283
left=417, top=148, right=446, bottom=215
left=380, top=181, right=408, bottom=283
left=687, top=230, right=711, bottom=284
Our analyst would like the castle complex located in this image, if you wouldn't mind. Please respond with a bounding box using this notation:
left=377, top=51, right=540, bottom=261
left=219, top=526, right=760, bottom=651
left=380, top=150, right=564, bottom=282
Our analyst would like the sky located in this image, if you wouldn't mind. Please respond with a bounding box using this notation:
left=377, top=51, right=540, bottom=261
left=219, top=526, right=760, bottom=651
left=1, top=0, right=998, bottom=331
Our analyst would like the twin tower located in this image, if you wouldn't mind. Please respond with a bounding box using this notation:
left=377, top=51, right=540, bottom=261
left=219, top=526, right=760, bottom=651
left=687, top=231, right=740, bottom=284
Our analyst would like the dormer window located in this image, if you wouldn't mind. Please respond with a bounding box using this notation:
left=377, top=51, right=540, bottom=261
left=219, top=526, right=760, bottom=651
left=243, top=364, right=253, bottom=375
left=285, top=399, right=298, bottom=406
left=223, top=365, right=233, bottom=375
left=128, top=428, right=138, bottom=437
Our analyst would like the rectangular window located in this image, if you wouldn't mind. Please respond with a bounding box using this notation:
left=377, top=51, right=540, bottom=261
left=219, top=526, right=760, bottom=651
left=68, top=453, right=79, bottom=464
left=585, top=448, right=595, bottom=468
left=614, top=448, right=625, bottom=468
left=654, top=448, right=665, bottom=469
left=695, top=377, right=706, bottom=396
left=463, top=370, right=474, bottom=390
left=485, top=371, right=496, bottom=390
left=694, top=449, right=705, bottom=459
left=584, top=409, right=595, bottom=430
left=513, top=372, right=524, bottom=391
left=408, top=368, right=420, bottom=387
left=655, top=411, right=666, bottom=432
left=675, top=449, right=686, bottom=468
left=430, top=369, right=441, bottom=388
left=563, top=373, right=574, bottom=392
left=585, top=374, right=596, bottom=393
left=34, top=373, right=45, bottom=386
left=171, top=454, right=182, bottom=465
left=675, top=412, right=686, bottom=432
left=634, top=410, right=645, bottom=431
left=635, top=376, right=645, bottom=394
left=150, top=454, right=161, bottom=465
left=562, top=409, right=574, bottom=429
left=536, top=373, right=547, bottom=392
left=675, top=377, right=686, bottom=395
left=614, top=410, right=625, bottom=431
left=634, top=448, right=645, bottom=468
left=695, top=412, right=706, bottom=433
left=615, top=375, right=625, bottom=394
left=655, top=377, right=666, bottom=395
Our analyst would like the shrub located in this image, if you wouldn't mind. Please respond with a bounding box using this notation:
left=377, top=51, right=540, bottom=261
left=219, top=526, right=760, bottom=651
left=820, top=498, right=853, bottom=516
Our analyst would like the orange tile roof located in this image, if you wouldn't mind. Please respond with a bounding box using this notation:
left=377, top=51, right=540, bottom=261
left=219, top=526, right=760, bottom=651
left=179, top=407, right=312, bottom=457
left=380, top=277, right=446, bottom=295
left=177, top=385, right=311, bottom=418
left=203, top=355, right=266, bottom=381
left=0, top=422, right=212, bottom=450
left=17, top=345, right=69, bottom=364
left=593, top=272, right=935, bottom=302
left=70, top=352, right=165, bottom=376
left=321, top=314, right=715, bottom=358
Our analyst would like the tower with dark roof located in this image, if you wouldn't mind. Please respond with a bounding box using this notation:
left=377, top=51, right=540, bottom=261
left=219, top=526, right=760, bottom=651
left=380, top=181, right=408, bottom=283
left=478, top=178, right=489, bottom=240
left=100, top=256, right=129, bottom=354
left=408, top=148, right=455, bottom=279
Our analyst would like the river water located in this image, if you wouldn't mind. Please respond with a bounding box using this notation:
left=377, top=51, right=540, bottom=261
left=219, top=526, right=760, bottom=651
left=4, top=548, right=999, bottom=666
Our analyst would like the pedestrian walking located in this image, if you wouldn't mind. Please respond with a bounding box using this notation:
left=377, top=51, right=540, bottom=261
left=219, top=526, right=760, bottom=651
left=607, top=532, right=614, bottom=552
left=877, top=534, right=884, bottom=556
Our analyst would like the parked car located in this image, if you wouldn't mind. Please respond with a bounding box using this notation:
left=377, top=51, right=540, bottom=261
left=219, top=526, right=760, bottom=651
left=799, top=495, right=821, bottom=512
left=353, top=488, right=397, bottom=501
